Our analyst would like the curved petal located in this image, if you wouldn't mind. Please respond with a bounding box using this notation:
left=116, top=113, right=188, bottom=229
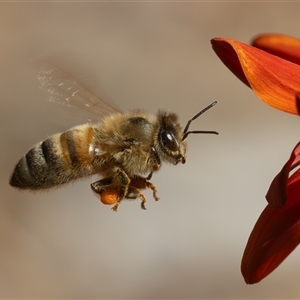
left=211, top=37, right=300, bottom=115
left=252, top=34, right=300, bottom=65
left=266, top=142, right=300, bottom=208
left=210, top=38, right=250, bottom=87
left=241, top=178, right=300, bottom=284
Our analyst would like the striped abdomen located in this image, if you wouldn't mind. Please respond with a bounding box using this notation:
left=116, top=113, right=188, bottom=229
left=10, top=124, right=98, bottom=190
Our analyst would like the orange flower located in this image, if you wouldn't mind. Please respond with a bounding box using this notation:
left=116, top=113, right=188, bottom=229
left=211, top=34, right=300, bottom=284
left=253, top=34, right=300, bottom=65
left=211, top=36, right=300, bottom=115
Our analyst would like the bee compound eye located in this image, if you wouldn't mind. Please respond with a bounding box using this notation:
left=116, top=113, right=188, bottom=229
left=161, top=130, right=178, bottom=152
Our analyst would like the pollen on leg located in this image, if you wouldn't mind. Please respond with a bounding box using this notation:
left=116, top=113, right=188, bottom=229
left=100, top=189, right=119, bottom=205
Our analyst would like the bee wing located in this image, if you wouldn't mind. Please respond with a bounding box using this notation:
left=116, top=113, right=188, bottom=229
left=37, top=62, right=122, bottom=120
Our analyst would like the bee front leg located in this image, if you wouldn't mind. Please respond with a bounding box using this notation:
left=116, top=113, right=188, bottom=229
left=145, top=181, right=160, bottom=202
left=126, top=187, right=147, bottom=210
left=129, top=175, right=160, bottom=203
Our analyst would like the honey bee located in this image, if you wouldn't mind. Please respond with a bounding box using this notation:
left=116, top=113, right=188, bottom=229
left=10, top=63, right=218, bottom=211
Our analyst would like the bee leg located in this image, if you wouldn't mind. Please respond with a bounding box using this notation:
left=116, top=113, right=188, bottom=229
left=90, top=177, right=114, bottom=195
left=126, top=187, right=147, bottom=210
left=91, top=169, right=131, bottom=212
left=109, top=169, right=131, bottom=212
left=111, top=201, right=121, bottom=212
left=116, top=168, right=130, bottom=198
left=90, top=169, right=130, bottom=198
left=145, top=181, right=160, bottom=201
left=91, top=178, right=121, bottom=212
left=146, top=172, right=153, bottom=180
left=130, top=175, right=160, bottom=202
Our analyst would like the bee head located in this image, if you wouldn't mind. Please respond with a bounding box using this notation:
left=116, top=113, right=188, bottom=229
left=157, top=102, right=218, bottom=165
left=157, top=112, right=187, bottom=165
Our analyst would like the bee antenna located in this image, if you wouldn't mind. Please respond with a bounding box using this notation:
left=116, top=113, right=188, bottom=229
left=182, top=101, right=218, bottom=141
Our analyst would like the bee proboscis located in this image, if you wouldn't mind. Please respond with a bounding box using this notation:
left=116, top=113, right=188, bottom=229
left=10, top=63, right=218, bottom=211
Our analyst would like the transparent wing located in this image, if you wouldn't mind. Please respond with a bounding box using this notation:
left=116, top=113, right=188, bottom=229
left=37, top=62, right=122, bottom=120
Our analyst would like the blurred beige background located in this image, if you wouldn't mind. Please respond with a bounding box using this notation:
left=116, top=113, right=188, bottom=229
left=2, top=2, right=300, bottom=299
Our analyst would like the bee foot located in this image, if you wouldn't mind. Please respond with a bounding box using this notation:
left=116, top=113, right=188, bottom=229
left=111, top=201, right=121, bottom=212
left=141, top=201, right=147, bottom=210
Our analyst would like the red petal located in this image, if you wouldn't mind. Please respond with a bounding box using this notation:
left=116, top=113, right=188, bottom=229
left=243, top=142, right=300, bottom=283
left=266, top=142, right=300, bottom=208
left=211, top=37, right=300, bottom=115
left=252, top=34, right=300, bottom=65
left=241, top=178, right=300, bottom=284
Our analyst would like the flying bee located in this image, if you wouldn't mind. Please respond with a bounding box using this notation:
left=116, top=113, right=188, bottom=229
left=9, top=63, right=218, bottom=211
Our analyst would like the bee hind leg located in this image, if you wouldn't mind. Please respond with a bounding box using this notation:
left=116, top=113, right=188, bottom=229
left=91, top=177, right=122, bottom=211
left=90, top=177, right=114, bottom=195
left=111, top=201, right=121, bottom=212
left=91, top=170, right=131, bottom=212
